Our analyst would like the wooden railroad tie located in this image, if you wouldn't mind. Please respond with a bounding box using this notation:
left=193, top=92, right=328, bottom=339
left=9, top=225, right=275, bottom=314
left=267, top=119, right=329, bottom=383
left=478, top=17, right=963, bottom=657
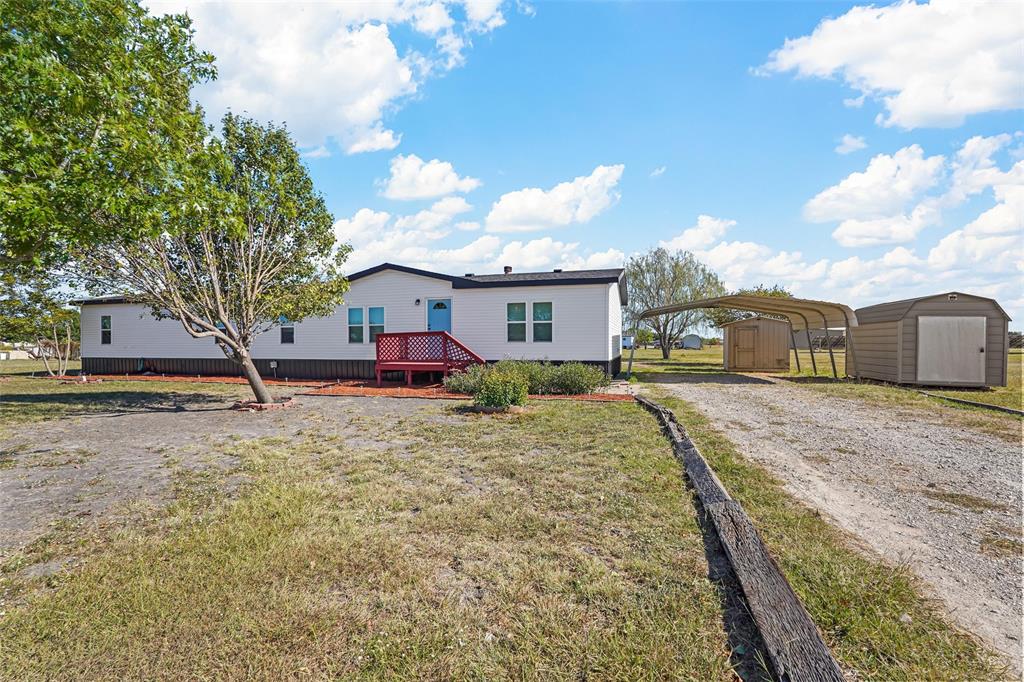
left=635, top=395, right=844, bottom=682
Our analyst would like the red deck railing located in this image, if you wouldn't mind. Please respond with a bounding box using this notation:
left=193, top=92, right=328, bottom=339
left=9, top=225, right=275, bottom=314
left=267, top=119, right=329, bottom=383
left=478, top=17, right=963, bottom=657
left=375, top=331, right=485, bottom=386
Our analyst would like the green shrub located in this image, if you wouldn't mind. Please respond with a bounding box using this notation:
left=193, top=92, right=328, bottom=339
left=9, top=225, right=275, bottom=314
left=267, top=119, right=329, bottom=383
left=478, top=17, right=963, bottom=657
left=446, top=360, right=610, bottom=397
left=547, top=362, right=609, bottom=394
left=493, top=359, right=550, bottom=393
left=474, top=370, right=528, bottom=408
left=443, top=364, right=487, bottom=394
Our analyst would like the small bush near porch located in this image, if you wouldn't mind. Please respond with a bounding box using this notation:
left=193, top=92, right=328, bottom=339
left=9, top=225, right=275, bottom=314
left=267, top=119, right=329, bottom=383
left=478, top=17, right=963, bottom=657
left=444, top=360, right=609, bottom=397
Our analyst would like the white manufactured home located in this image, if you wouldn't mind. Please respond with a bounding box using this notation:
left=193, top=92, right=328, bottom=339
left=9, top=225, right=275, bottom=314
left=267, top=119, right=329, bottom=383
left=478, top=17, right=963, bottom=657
left=76, top=263, right=627, bottom=379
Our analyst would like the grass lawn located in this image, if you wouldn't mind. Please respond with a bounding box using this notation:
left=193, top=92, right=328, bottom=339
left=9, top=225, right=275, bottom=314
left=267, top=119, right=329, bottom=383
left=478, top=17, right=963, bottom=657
left=627, top=345, right=1022, bottom=426
left=0, top=375, right=1010, bottom=679
left=0, top=359, right=82, bottom=376
left=0, top=372, right=248, bottom=429
left=0, top=396, right=735, bottom=680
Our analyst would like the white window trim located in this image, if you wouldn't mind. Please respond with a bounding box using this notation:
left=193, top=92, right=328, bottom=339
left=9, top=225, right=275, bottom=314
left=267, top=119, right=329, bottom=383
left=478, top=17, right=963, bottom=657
left=532, top=301, right=553, bottom=343
left=506, top=301, right=527, bottom=343
left=280, top=319, right=295, bottom=344
left=348, top=305, right=387, bottom=343
left=100, top=315, right=112, bottom=345
left=368, top=305, right=386, bottom=342
left=347, top=306, right=365, bottom=344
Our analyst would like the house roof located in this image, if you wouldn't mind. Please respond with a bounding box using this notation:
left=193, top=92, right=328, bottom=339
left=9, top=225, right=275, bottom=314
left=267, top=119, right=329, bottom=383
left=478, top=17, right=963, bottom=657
left=73, top=263, right=629, bottom=306
left=348, top=263, right=628, bottom=304
left=69, top=295, right=134, bottom=306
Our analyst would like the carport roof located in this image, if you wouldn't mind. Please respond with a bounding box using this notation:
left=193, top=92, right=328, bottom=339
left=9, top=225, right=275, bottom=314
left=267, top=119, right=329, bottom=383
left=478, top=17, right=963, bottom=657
left=637, top=295, right=858, bottom=331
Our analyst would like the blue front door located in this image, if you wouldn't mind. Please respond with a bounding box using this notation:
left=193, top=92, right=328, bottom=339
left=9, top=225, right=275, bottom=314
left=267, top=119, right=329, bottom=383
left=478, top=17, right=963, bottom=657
left=427, top=298, right=452, bottom=332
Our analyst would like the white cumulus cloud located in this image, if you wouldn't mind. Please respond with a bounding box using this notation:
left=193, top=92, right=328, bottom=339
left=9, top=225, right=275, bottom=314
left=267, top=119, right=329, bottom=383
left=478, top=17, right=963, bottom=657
left=835, top=134, right=867, bottom=155
left=490, top=237, right=579, bottom=270
left=759, top=0, right=1024, bottom=129
left=394, top=196, right=473, bottom=231
left=804, top=145, right=945, bottom=223
left=146, top=1, right=512, bottom=154
left=485, top=164, right=625, bottom=233
left=808, top=134, right=1022, bottom=247
left=380, top=154, right=481, bottom=200
left=659, top=215, right=736, bottom=252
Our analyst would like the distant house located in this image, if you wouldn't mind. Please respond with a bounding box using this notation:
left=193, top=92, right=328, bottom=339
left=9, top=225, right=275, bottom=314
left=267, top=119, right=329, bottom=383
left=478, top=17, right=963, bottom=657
left=680, top=334, right=702, bottom=350
left=75, top=263, right=627, bottom=379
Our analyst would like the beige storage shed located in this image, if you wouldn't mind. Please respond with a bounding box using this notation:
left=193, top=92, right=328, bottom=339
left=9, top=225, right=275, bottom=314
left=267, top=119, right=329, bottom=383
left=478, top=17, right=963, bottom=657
left=722, top=316, right=791, bottom=372
left=851, top=292, right=1010, bottom=387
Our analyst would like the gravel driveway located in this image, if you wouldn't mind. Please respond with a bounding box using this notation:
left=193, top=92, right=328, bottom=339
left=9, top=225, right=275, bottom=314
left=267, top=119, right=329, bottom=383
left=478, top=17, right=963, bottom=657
left=650, top=373, right=1023, bottom=673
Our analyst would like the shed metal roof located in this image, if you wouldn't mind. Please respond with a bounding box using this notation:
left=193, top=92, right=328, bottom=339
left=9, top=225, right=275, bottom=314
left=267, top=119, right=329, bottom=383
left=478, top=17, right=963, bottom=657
left=854, top=291, right=1011, bottom=323
left=637, top=294, right=858, bottom=331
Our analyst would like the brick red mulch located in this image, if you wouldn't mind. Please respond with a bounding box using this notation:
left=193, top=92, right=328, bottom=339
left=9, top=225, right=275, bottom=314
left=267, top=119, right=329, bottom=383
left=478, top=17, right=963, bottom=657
left=301, top=380, right=634, bottom=402
left=34, top=373, right=634, bottom=402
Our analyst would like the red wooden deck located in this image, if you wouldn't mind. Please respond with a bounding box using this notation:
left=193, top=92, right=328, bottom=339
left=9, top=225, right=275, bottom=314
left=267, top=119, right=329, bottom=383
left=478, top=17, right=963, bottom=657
left=375, top=331, right=484, bottom=386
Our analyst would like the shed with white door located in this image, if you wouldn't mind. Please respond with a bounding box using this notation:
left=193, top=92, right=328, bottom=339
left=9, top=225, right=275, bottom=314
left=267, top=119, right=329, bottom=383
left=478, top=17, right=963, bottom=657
left=721, top=316, right=791, bottom=372
left=851, top=292, right=1010, bottom=387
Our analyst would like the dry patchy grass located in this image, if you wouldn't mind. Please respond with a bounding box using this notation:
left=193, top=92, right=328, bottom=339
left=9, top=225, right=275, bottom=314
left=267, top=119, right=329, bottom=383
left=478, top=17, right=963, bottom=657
left=0, top=401, right=734, bottom=680
left=0, top=374, right=248, bottom=427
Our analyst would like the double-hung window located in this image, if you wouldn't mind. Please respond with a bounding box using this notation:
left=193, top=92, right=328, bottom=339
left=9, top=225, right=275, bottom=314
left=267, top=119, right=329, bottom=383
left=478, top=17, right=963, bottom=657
left=368, top=307, right=385, bottom=342
left=100, top=315, right=111, bottom=345
left=348, top=307, right=364, bottom=343
left=507, top=302, right=526, bottom=342
left=280, top=317, right=294, bottom=344
left=532, top=302, right=552, bottom=342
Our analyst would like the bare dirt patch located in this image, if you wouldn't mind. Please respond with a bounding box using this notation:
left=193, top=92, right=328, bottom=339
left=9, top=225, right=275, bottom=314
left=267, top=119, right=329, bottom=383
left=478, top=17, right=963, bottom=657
left=652, top=374, right=1023, bottom=674
left=0, top=396, right=426, bottom=558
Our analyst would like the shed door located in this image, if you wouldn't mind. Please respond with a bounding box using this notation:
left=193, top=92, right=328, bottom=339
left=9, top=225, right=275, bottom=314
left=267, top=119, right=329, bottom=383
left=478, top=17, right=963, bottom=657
left=917, top=316, right=986, bottom=384
left=734, top=327, right=757, bottom=369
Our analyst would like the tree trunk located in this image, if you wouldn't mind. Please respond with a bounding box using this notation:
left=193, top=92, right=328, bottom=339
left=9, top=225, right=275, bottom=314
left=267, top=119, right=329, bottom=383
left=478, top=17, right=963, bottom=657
left=238, top=352, right=274, bottom=404
left=38, top=337, right=56, bottom=376
left=660, top=340, right=671, bottom=360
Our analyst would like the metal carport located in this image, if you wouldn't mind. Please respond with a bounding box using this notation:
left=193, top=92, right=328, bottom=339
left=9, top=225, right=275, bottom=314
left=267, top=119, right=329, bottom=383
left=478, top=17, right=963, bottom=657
left=626, top=295, right=859, bottom=379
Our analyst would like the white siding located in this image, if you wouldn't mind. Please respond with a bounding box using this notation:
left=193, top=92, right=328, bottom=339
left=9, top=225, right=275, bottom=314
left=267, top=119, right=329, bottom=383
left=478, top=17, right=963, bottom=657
left=453, top=283, right=612, bottom=362
left=81, top=304, right=224, bottom=359
left=78, top=270, right=617, bottom=363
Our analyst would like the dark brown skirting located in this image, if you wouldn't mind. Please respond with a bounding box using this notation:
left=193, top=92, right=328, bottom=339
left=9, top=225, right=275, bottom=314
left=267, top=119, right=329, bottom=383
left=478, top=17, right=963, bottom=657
left=81, top=356, right=620, bottom=380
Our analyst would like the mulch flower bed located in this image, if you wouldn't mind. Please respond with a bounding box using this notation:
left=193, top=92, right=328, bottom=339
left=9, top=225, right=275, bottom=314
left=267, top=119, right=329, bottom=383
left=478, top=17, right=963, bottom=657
left=34, top=373, right=634, bottom=402
left=301, top=380, right=634, bottom=402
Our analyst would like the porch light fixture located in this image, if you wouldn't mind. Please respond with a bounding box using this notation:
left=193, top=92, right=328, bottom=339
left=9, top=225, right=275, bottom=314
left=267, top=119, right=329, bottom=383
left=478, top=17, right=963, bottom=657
left=415, top=298, right=421, bottom=306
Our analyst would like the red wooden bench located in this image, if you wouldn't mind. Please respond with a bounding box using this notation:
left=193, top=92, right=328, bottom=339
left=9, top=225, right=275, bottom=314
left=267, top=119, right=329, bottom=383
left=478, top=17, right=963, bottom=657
left=375, top=331, right=485, bottom=386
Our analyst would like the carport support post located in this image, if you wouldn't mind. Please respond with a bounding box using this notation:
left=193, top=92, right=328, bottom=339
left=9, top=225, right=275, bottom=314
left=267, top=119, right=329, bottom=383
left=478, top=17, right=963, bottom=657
left=790, top=328, right=801, bottom=372
left=805, top=328, right=818, bottom=375
left=625, top=341, right=637, bottom=380
left=822, top=324, right=838, bottom=378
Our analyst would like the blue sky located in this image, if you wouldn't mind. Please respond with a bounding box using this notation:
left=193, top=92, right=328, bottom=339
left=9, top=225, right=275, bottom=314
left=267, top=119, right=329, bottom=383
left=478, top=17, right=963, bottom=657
left=148, top=1, right=1022, bottom=321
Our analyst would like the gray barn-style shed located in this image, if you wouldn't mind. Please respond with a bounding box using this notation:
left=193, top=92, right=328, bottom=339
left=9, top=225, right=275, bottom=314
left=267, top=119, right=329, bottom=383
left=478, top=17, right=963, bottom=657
left=722, top=316, right=791, bottom=372
left=851, top=292, right=1010, bottom=387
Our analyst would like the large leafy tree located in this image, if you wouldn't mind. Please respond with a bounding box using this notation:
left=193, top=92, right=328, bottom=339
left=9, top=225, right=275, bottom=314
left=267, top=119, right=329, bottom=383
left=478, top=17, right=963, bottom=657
left=76, top=115, right=351, bottom=404
left=0, top=0, right=214, bottom=270
left=626, top=248, right=725, bottom=359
